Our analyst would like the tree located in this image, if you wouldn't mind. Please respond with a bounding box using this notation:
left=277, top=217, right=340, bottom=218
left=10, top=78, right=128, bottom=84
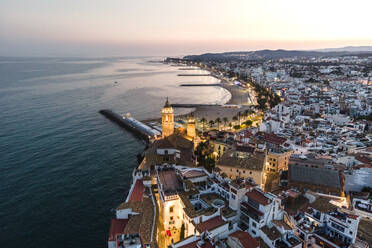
left=200, top=117, right=206, bottom=131
left=233, top=125, right=241, bottom=130
left=209, top=120, right=214, bottom=128
left=222, top=117, right=228, bottom=128
left=243, top=110, right=249, bottom=119
left=215, top=117, right=221, bottom=130
left=243, top=120, right=253, bottom=126
left=232, top=115, right=238, bottom=124
left=180, top=223, right=185, bottom=241
left=195, top=141, right=215, bottom=172
left=257, top=98, right=267, bottom=111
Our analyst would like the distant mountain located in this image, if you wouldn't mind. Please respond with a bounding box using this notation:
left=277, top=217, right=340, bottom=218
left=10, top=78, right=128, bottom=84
left=183, top=47, right=372, bottom=61
left=315, top=46, right=372, bottom=52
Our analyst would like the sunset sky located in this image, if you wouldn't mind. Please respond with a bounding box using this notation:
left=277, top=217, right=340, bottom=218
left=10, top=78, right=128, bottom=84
left=1, top=0, right=372, bottom=56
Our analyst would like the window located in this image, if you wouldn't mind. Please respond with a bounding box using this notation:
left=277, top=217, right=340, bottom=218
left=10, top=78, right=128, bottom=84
left=231, top=194, right=236, bottom=199
left=243, top=170, right=245, bottom=173
left=252, top=230, right=256, bottom=235
left=236, top=169, right=239, bottom=172
left=349, top=231, right=353, bottom=235
left=250, top=171, right=252, bottom=174
left=170, top=206, right=174, bottom=213
left=252, top=222, right=257, bottom=228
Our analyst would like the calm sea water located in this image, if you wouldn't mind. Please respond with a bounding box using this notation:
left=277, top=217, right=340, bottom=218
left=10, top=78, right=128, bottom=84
left=0, top=57, right=230, bottom=248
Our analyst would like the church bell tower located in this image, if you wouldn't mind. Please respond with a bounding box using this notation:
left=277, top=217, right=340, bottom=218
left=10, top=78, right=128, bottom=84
left=186, top=114, right=196, bottom=139
left=162, top=97, right=174, bottom=137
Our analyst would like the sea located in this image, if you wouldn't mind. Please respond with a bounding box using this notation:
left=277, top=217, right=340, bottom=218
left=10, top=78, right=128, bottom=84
left=0, top=57, right=230, bottom=248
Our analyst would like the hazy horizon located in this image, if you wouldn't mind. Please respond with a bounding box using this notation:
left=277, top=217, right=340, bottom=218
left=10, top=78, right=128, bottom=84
left=1, top=0, right=372, bottom=57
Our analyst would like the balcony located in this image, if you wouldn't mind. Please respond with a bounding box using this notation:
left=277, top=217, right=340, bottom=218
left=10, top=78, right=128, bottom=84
left=241, top=202, right=264, bottom=222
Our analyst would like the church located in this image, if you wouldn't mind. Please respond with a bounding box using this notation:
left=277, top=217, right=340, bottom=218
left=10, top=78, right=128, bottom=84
left=139, top=98, right=199, bottom=169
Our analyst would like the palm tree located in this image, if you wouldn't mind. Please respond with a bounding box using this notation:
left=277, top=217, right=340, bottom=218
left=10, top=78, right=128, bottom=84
left=243, top=110, right=249, bottom=120
left=215, top=117, right=221, bottom=130
left=232, top=115, right=238, bottom=124
left=200, top=117, right=206, bottom=131
left=222, top=117, right=228, bottom=128
left=209, top=120, right=214, bottom=128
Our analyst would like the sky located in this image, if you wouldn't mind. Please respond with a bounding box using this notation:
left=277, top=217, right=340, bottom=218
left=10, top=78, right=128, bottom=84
left=1, top=0, right=372, bottom=57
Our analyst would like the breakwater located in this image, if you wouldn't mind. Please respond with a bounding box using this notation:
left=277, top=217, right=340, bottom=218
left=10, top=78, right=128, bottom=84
left=99, top=109, right=160, bottom=141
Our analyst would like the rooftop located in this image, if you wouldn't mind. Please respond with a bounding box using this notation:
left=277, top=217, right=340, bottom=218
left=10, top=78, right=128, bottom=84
left=182, top=169, right=208, bottom=179
left=129, top=179, right=144, bottom=202
left=246, top=189, right=271, bottom=206
left=217, top=150, right=266, bottom=171
left=158, top=169, right=183, bottom=195
left=108, top=219, right=128, bottom=242
left=261, top=225, right=282, bottom=241
left=289, top=164, right=342, bottom=188
left=195, top=216, right=226, bottom=233
left=308, top=196, right=337, bottom=213
left=230, top=230, right=259, bottom=248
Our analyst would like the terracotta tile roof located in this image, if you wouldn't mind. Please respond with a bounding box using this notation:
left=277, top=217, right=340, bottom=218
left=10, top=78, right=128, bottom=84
left=230, top=230, right=259, bottom=248
left=245, top=189, right=270, bottom=206
left=123, top=196, right=155, bottom=244
left=178, top=240, right=213, bottom=248
left=108, top=219, right=128, bottom=241
left=355, top=154, right=372, bottom=165
left=129, top=179, right=144, bottom=202
left=196, top=216, right=226, bottom=233
left=178, top=240, right=199, bottom=248
left=217, top=150, right=265, bottom=171
left=256, top=132, right=287, bottom=145
left=241, top=202, right=264, bottom=216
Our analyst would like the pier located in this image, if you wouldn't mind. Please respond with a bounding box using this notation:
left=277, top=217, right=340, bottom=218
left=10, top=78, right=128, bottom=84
left=99, top=109, right=160, bottom=141
left=177, top=74, right=212, bottom=76
left=171, top=103, right=221, bottom=108
left=180, top=83, right=221, bottom=87
left=178, top=68, right=199, bottom=70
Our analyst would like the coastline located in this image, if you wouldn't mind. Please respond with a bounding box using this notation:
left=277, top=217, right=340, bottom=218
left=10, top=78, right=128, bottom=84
left=143, top=65, right=256, bottom=124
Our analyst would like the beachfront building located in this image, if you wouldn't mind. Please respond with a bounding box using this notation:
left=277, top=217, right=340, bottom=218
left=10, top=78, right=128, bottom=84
left=162, top=97, right=174, bottom=137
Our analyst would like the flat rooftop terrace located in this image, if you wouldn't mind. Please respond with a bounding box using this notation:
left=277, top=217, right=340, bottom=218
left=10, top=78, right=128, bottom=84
left=158, top=169, right=183, bottom=194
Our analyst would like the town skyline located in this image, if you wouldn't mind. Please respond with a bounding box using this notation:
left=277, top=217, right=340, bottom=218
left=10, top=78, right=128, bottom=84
left=1, top=0, right=372, bottom=56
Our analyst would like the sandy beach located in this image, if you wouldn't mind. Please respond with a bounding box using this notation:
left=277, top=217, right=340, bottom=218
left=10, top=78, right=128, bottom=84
left=143, top=65, right=260, bottom=129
